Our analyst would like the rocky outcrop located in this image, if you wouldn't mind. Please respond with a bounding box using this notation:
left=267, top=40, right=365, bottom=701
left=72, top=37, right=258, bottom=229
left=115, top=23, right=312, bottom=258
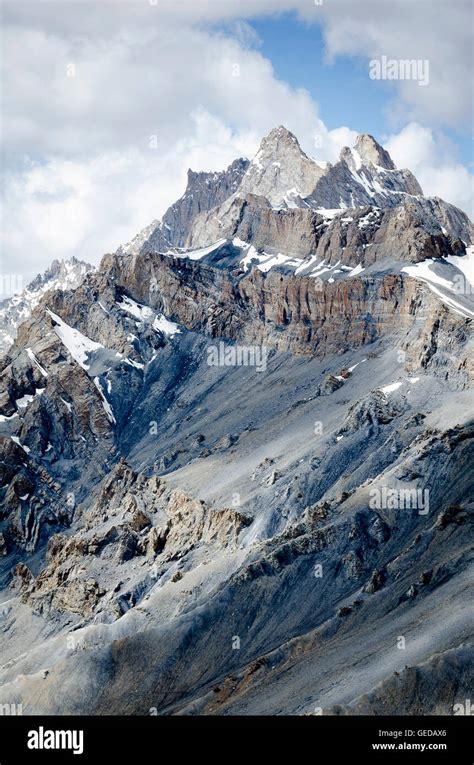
left=339, top=391, right=405, bottom=433
left=116, top=126, right=472, bottom=268
left=185, top=193, right=322, bottom=257
left=313, top=201, right=467, bottom=268
left=306, top=135, right=423, bottom=211
left=15, top=461, right=250, bottom=618
left=328, top=645, right=474, bottom=715
left=352, top=133, right=397, bottom=171
left=185, top=195, right=469, bottom=268
left=0, top=436, right=71, bottom=554
left=163, top=159, right=249, bottom=247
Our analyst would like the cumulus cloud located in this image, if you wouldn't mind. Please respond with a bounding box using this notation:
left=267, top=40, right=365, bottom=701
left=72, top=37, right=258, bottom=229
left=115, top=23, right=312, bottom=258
left=385, top=123, right=473, bottom=217
left=1, top=110, right=260, bottom=283
left=4, top=0, right=472, bottom=133
left=1, top=19, right=321, bottom=159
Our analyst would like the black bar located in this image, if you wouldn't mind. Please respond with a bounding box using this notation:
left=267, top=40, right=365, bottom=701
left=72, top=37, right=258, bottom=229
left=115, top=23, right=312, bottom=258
left=0, top=715, right=471, bottom=763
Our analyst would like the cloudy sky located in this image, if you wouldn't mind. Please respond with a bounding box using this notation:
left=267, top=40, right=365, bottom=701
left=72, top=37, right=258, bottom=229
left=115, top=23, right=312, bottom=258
left=1, top=0, right=472, bottom=289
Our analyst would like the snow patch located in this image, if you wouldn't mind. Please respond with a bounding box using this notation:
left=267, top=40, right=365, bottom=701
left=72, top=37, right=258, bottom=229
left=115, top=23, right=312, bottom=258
left=349, top=263, right=364, bottom=277
left=295, top=255, right=319, bottom=275
left=124, top=358, right=145, bottom=370
left=380, top=381, right=403, bottom=395
left=232, top=237, right=251, bottom=250
left=316, top=208, right=341, bottom=220
left=445, top=245, right=474, bottom=288
left=116, top=296, right=154, bottom=322
left=0, top=412, right=18, bottom=422
left=347, top=358, right=367, bottom=373
left=15, top=393, right=35, bottom=409
left=257, top=253, right=292, bottom=273
left=179, top=238, right=227, bottom=261
left=152, top=315, right=181, bottom=337
left=11, top=436, right=30, bottom=453
left=26, top=348, right=48, bottom=377
left=93, top=377, right=116, bottom=424
left=402, top=261, right=474, bottom=319
left=47, top=310, right=104, bottom=370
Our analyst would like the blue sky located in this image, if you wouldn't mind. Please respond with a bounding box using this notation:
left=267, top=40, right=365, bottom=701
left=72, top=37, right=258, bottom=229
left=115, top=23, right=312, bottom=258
left=249, top=15, right=391, bottom=136
left=242, top=12, right=473, bottom=169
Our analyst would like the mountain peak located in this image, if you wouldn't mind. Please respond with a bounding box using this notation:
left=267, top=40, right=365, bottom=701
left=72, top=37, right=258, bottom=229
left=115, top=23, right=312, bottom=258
left=239, top=124, right=324, bottom=206
left=254, top=125, right=312, bottom=166
left=259, top=124, right=301, bottom=148
left=342, top=134, right=396, bottom=171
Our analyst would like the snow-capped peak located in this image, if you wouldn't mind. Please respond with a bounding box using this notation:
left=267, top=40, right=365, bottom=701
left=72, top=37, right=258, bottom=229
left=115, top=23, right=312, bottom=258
left=0, top=257, right=94, bottom=356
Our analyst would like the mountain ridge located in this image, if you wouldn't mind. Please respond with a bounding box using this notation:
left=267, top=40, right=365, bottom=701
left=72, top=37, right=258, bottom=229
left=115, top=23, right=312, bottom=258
left=119, top=126, right=471, bottom=268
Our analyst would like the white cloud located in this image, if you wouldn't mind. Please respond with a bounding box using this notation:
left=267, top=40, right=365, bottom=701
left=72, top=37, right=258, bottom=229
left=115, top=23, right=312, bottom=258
left=1, top=15, right=323, bottom=160
left=4, top=0, right=472, bottom=131
left=385, top=123, right=473, bottom=217
left=1, top=110, right=261, bottom=284
left=321, top=127, right=359, bottom=164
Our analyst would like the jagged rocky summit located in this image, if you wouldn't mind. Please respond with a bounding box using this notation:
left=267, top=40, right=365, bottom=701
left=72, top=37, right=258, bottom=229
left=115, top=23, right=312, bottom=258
left=0, top=257, right=94, bottom=355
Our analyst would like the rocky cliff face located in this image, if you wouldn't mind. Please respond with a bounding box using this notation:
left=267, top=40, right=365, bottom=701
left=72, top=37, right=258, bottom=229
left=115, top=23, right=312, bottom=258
left=119, top=157, right=249, bottom=256
left=307, top=134, right=423, bottom=210
left=185, top=197, right=468, bottom=266
left=0, top=125, right=472, bottom=716
left=99, top=249, right=447, bottom=357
